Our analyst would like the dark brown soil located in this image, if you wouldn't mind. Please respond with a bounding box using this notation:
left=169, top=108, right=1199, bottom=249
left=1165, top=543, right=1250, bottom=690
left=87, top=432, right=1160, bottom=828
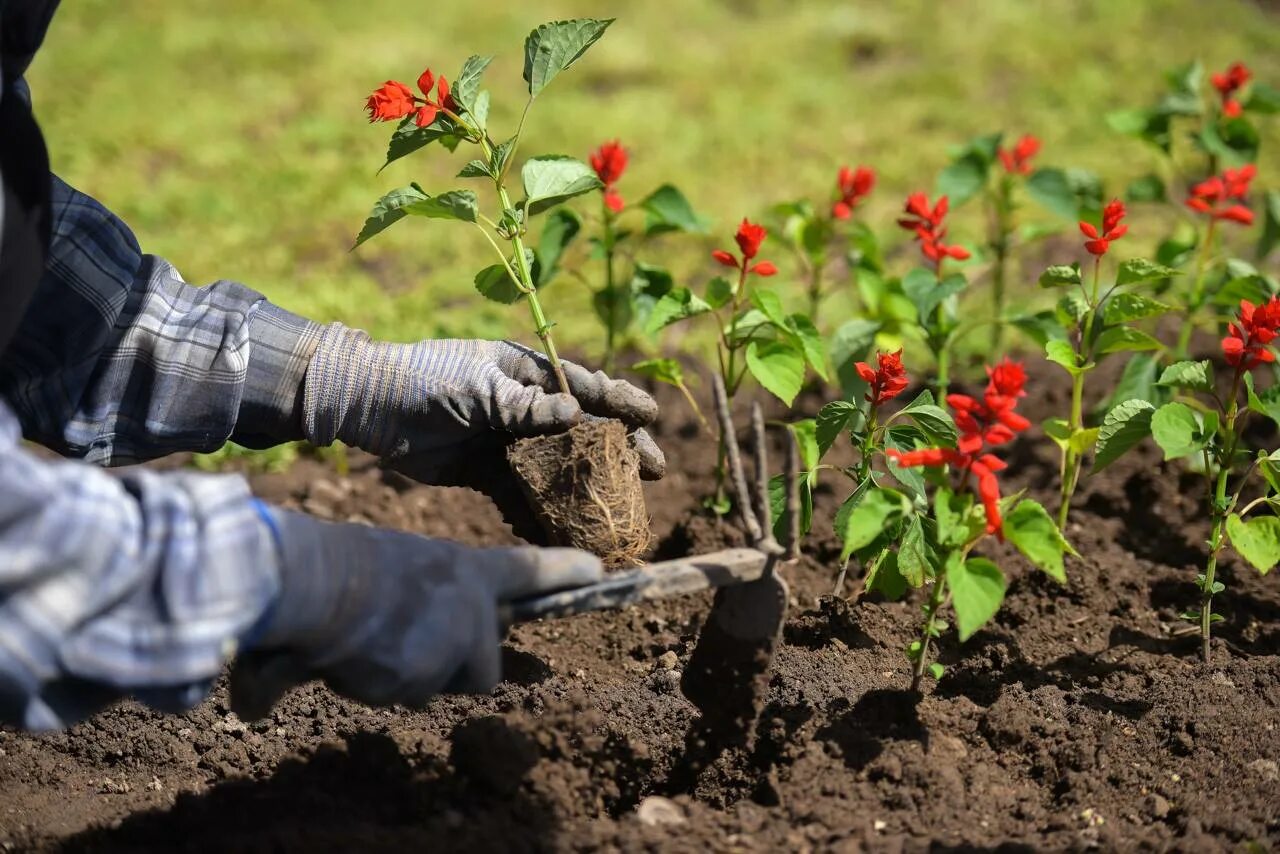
left=2, top=358, right=1279, bottom=852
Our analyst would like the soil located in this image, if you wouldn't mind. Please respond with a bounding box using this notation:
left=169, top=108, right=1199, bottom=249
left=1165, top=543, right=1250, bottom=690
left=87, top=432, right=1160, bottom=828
left=2, top=356, right=1279, bottom=852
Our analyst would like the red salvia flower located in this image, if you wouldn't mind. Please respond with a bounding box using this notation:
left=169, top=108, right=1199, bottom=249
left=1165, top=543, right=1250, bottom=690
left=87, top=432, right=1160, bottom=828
left=1223, top=296, right=1280, bottom=370
left=855, top=349, right=909, bottom=407
left=1079, top=199, right=1128, bottom=256
left=712, top=219, right=777, bottom=277
left=1211, top=61, right=1252, bottom=119
left=997, top=134, right=1041, bottom=175
left=832, top=165, right=875, bottom=219
left=887, top=360, right=1031, bottom=538
left=1186, top=164, right=1257, bottom=226
left=590, top=140, right=628, bottom=213
left=365, top=80, right=416, bottom=122
left=897, top=192, right=969, bottom=272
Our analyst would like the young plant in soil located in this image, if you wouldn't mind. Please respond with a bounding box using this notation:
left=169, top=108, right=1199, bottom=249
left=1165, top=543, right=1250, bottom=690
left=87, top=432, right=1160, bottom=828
left=772, top=165, right=877, bottom=327
left=1037, top=200, right=1181, bottom=528
left=545, top=140, right=704, bottom=373
left=882, top=360, right=1074, bottom=690
left=896, top=192, right=971, bottom=400
left=1094, top=297, right=1280, bottom=662
left=354, top=18, right=650, bottom=562
left=647, top=218, right=828, bottom=507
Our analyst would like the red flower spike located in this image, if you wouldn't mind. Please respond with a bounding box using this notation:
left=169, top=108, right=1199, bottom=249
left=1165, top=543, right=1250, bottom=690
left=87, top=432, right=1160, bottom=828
left=413, top=104, right=439, bottom=128
left=898, top=192, right=967, bottom=271
left=1211, top=61, right=1252, bottom=117
left=590, top=141, right=628, bottom=213
left=735, top=219, right=768, bottom=260
left=365, top=80, right=417, bottom=122
left=1186, top=165, right=1257, bottom=226
left=856, top=349, right=909, bottom=407
left=711, top=250, right=739, bottom=268
left=1079, top=199, right=1128, bottom=256
left=417, top=69, right=436, bottom=98
left=998, top=134, right=1041, bottom=175
left=832, top=165, right=875, bottom=219
left=1224, top=296, right=1280, bottom=370
left=750, top=261, right=778, bottom=277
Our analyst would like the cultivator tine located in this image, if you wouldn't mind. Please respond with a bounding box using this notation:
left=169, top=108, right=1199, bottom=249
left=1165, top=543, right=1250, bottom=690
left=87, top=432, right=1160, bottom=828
left=713, top=373, right=763, bottom=543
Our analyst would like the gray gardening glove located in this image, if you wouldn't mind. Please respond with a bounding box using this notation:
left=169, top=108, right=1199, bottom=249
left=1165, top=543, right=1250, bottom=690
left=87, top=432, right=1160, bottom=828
left=301, top=325, right=665, bottom=483
left=229, top=505, right=602, bottom=720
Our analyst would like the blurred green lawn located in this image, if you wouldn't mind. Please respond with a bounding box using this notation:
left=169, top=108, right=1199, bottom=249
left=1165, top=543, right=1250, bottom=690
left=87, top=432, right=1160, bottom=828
left=26, top=0, right=1280, bottom=361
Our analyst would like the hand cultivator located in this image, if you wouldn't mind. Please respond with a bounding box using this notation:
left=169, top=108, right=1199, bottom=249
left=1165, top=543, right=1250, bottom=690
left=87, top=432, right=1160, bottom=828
left=503, top=373, right=796, bottom=736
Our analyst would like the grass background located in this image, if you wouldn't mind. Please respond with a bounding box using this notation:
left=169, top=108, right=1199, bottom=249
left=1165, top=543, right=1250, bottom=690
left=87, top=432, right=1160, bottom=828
left=25, top=0, right=1280, bottom=365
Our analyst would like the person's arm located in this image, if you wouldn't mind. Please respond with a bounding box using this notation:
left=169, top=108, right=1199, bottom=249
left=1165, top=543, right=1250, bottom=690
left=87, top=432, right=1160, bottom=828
left=0, top=174, right=321, bottom=464
left=0, top=399, right=280, bottom=729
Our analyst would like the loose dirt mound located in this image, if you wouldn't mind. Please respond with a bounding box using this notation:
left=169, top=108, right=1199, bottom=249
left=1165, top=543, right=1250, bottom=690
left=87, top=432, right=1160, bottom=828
left=1, top=360, right=1278, bottom=851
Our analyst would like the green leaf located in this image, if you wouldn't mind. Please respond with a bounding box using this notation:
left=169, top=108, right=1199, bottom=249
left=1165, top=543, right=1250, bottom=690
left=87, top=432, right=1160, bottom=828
left=353, top=185, right=429, bottom=247
left=380, top=115, right=466, bottom=171
left=1259, top=190, right=1280, bottom=260
left=816, top=401, right=859, bottom=456
left=1226, top=513, right=1280, bottom=575
left=884, top=426, right=928, bottom=498
left=899, top=390, right=959, bottom=448
left=1056, top=292, right=1090, bottom=327
left=830, top=319, right=882, bottom=397
left=866, top=552, right=909, bottom=600
left=897, top=514, right=931, bottom=587
left=630, top=357, right=684, bottom=387
left=1042, top=418, right=1098, bottom=456
left=1039, top=263, right=1083, bottom=288
left=644, top=287, right=711, bottom=334
left=1125, top=174, right=1167, bottom=204
left=1117, top=258, right=1179, bottom=287
left=1214, top=275, right=1274, bottom=309
left=836, top=487, right=907, bottom=563
left=404, top=189, right=479, bottom=223
left=1095, top=326, right=1162, bottom=355
left=1157, top=360, right=1214, bottom=394
left=469, top=90, right=491, bottom=132
left=746, top=340, right=806, bottom=406
left=786, top=314, right=829, bottom=381
left=902, top=269, right=966, bottom=323
left=452, top=55, right=493, bottom=120
left=474, top=259, right=526, bottom=304
left=522, top=155, right=603, bottom=216
left=1102, top=293, right=1172, bottom=324
left=1097, top=353, right=1165, bottom=414
left=1045, top=339, right=1086, bottom=376
left=1246, top=82, right=1280, bottom=115
left=724, top=309, right=774, bottom=347
left=1150, top=402, right=1205, bottom=461
left=750, top=289, right=790, bottom=330
left=534, top=208, right=582, bottom=287
left=935, top=489, right=985, bottom=549
left=628, top=263, right=675, bottom=330
left=1026, top=167, right=1082, bottom=220
left=947, top=556, right=1007, bottom=642
left=639, top=184, right=705, bottom=234
left=1199, top=116, right=1260, bottom=166
left=1093, top=399, right=1156, bottom=472
left=786, top=420, right=821, bottom=474
left=1003, top=499, right=1073, bottom=583
left=523, top=18, right=614, bottom=98
left=458, top=159, right=494, bottom=179
left=1244, top=372, right=1280, bottom=426
left=705, top=276, right=734, bottom=309
left=936, top=153, right=988, bottom=207
left=769, top=472, right=814, bottom=541
left=490, top=137, right=516, bottom=179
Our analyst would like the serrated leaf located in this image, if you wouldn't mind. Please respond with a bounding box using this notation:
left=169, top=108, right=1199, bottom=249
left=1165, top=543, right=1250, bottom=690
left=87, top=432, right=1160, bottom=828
left=640, top=184, right=705, bottom=234
left=786, top=314, right=829, bottom=381
left=1157, top=360, right=1213, bottom=393
left=1150, top=402, right=1204, bottom=461
left=1093, top=399, right=1156, bottom=471
left=885, top=425, right=928, bottom=498
left=629, top=263, right=675, bottom=330
left=1027, top=167, right=1082, bottom=220
left=1039, top=263, right=1083, bottom=288
left=1045, top=339, right=1086, bottom=376
left=897, top=514, right=931, bottom=587
left=899, top=390, right=959, bottom=448
left=705, top=276, right=733, bottom=309
left=1095, top=326, right=1162, bottom=355
left=902, top=269, right=966, bottom=324
left=1102, top=293, right=1172, bottom=324
left=404, top=189, right=479, bottom=223
left=534, top=208, right=582, bottom=287
left=746, top=340, right=806, bottom=406
left=830, top=318, right=882, bottom=397
left=816, top=401, right=860, bottom=456
left=380, top=115, right=466, bottom=171
left=630, top=357, right=684, bottom=387
left=474, top=259, right=526, bottom=304
left=936, top=152, right=988, bottom=207
left=453, top=55, right=493, bottom=120
left=458, top=159, right=494, bottom=179
left=644, top=286, right=711, bottom=334
left=1117, top=258, right=1179, bottom=287
left=353, top=185, right=430, bottom=247
left=522, top=155, right=603, bottom=216
left=935, top=488, right=985, bottom=549
left=523, top=18, right=614, bottom=98
left=1245, top=372, right=1280, bottom=427
left=947, top=556, right=1007, bottom=642
left=750, top=289, right=790, bottom=330
left=836, top=487, right=907, bottom=563
left=1003, top=499, right=1073, bottom=583
left=1226, top=513, right=1280, bottom=575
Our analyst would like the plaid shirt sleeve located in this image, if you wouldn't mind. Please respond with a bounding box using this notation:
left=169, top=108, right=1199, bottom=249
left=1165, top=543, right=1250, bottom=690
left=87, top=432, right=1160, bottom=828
left=0, top=399, right=282, bottom=730
left=0, top=174, right=323, bottom=463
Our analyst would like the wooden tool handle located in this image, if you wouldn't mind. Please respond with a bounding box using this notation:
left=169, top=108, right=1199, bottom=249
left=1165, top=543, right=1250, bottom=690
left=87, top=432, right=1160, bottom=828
left=501, top=548, right=768, bottom=623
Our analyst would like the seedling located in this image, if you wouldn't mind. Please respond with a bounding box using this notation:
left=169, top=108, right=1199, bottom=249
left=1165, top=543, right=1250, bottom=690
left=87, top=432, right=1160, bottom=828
left=1095, top=298, right=1280, bottom=661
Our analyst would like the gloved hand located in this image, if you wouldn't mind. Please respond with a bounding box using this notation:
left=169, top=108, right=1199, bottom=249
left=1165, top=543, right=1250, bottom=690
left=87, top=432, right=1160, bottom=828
left=301, top=325, right=665, bottom=481
left=228, top=504, right=602, bottom=721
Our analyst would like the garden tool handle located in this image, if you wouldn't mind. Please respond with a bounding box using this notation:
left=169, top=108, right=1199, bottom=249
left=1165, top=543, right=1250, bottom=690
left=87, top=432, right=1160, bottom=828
left=501, top=547, right=769, bottom=623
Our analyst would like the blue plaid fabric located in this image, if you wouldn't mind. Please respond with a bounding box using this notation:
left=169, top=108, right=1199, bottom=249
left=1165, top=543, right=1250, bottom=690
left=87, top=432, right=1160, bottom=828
left=0, top=176, right=322, bottom=729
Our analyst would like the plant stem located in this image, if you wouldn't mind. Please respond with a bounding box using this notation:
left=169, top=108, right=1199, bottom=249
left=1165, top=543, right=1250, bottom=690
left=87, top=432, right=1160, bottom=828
left=989, top=177, right=1012, bottom=354
left=806, top=260, right=823, bottom=325
left=911, top=574, right=949, bottom=693
left=498, top=182, right=569, bottom=394
left=678, top=381, right=711, bottom=434
left=1176, top=219, right=1218, bottom=361
left=601, top=198, right=618, bottom=374
left=1058, top=258, right=1102, bottom=528
left=1200, top=370, right=1242, bottom=663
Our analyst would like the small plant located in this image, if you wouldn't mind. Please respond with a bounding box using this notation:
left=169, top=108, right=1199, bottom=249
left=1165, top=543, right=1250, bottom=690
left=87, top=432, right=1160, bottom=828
left=1036, top=200, right=1181, bottom=528
left=356, top=19, right=620, bottom=394
left=1096, top=298, right=1280, bottom=662
left=883, top=361, right=1074, bottom=690
left=896, top=192, right=970, bottom=399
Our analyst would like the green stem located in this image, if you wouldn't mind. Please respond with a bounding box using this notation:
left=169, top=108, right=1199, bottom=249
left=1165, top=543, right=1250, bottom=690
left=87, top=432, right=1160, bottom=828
left=807, top=260, right=823, bottom=325
left=1200, top=370, right=1242, bottom=662
left=1176, top=219, right=1218, bottom=361
left=911, top=574, right=949, bottom=692
left=990, top=178, right=1013, bottom=354
left=602, top=199, right=618, bottom=374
